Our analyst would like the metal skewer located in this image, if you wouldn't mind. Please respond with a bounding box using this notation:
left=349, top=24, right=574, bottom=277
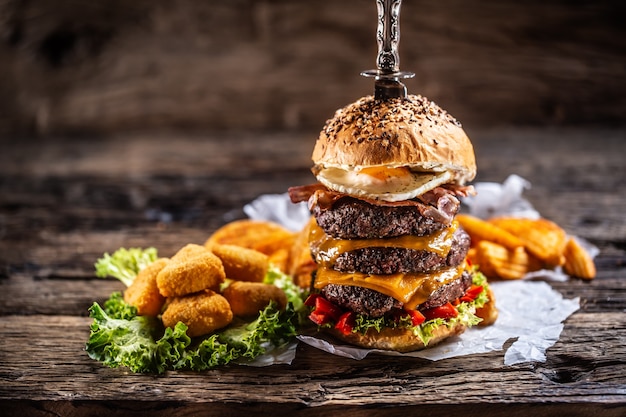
left=361, top=0, right=414, bottom=100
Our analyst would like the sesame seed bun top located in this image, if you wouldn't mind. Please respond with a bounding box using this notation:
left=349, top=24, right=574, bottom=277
left=312, top=95, right=476, bottom=184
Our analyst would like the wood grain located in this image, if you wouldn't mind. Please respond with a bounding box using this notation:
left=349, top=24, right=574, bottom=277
left=0, top=313, right=624, bottom=415
left=0, top=129, right=625, bottom=415
left=1, top=1, right=624, bottom=136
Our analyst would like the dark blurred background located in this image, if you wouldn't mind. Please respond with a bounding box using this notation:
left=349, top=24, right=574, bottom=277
left=0, top=0, right=625, bottom=138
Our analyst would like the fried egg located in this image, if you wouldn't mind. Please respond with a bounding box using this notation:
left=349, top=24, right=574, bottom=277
left=316, top=166, right=452, bottom=202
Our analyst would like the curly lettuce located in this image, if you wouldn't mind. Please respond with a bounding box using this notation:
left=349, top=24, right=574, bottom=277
left=86, top=267, right=306, bottom=374
left=94, top=247, right=158, bottom=286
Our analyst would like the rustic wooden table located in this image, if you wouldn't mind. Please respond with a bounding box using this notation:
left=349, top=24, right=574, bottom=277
left=0, top=128, right=625, bottom=416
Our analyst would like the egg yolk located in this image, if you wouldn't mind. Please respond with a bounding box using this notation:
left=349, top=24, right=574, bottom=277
left=359, top=166, right=411, bottom=182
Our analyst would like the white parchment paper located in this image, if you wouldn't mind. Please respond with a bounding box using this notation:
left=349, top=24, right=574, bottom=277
left=243, top=175, right=583, bottom=365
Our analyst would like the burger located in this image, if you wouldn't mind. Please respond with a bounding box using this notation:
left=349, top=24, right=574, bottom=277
left=289, top=94, right=497, bottom=352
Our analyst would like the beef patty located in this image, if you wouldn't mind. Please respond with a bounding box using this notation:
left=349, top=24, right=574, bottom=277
left=321, top=271, right=473, bottom=318
left=312, top=193, right=460, bottom=239
left=331, top=227, right=471, bottom=275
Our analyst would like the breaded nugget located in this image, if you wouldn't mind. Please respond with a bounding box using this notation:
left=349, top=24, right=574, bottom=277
left=205, top=219, right=296, bottom=256
left=171, top=243, right=208, bottom=259
left=209, top=243, right=269, bottom=282
left=161, top=289, right=233, bottom=337
left=124, top=258, right=169, bottom=316
left=222, top=281, right=287, bottom=317
left=156, top=244, right=225, bottom=297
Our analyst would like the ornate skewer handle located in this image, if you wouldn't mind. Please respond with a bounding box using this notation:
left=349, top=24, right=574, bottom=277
left=377, top=0, right=401, bottom=74
left=361, top=0, right=414, bottom=99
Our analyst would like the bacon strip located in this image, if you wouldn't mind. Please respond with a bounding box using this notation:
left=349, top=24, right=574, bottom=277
left=443, top=183, right=476, bottom=198
left=288, top=183, right=326, bottom=204
left=288, top=183, right=463, bottom=225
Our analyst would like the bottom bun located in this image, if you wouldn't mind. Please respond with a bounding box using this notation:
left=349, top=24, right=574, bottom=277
left=476, top=287, right=498, bottom=326
left=327, top=321, right=467, bottom=353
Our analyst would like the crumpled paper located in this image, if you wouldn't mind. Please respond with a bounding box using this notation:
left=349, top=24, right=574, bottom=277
left=237, top=341, right=299, bottom=367
left=242, top=175, right=582, bottom=366
left=244, top=193, right=310, bottom=232
left=463, top=174, right=540, bottom=220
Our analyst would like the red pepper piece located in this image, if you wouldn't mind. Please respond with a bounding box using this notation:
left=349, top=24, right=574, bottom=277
left=308, top=310, right=328, bottom=326
left=406, top=309, right=425, bottom=326
left=304, top=293, right=321, bottom=307
left=334, top=311, right=356, bottom=335
left=307, top=295, right=343, bottom=326
left=465, top=284, right=484, bottom=300
left=314, top=296, right=343, bottom=321
left=458, top=285, right=484, bottom=304
left=423, top=302, right=459, bottom=321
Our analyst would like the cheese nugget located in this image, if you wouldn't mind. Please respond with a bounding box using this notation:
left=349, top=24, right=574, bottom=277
left=124, top=258, right=169, bottom=316
left=161, top=289, right=233, bottom=337
left=156, top=244, right=225, bottom=297
left=222, top=281, right=287, bottom=317
left=209, top=243, right=269, bottom=282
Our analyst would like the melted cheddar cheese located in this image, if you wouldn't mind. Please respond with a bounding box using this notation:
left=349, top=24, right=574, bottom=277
left=309, top=221, right=458, bottom=268
left=313, top=264, right=466, bottom=310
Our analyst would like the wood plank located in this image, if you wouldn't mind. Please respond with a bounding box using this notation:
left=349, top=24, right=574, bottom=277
left=0, top=129, right=624, bottom=415
left=0, top=313, right=624, bottom=402
left=1, top=401, right=623, bottom=417
left=1, top=1, right=625, bottom=136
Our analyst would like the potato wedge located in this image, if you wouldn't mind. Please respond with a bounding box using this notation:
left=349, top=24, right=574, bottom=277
left=563, top=237, right=596, bottom=280
left=205, top=219, right=295, bottom=256
left=288, top=216, right=317, bottom=289
left=456, top=214, right=524, bottom=250
left=489, top=217, right=567, bottom=267
left=474, top=240, right=540, bottom=280
left=268, top=247, right=290, bottom=274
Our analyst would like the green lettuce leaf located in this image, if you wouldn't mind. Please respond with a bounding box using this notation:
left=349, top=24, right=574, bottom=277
left=264, top=266, right=308, bottom=314
left=86, top=301, right=168, bottom=373
left=94, top=247, right=158, bottom=286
